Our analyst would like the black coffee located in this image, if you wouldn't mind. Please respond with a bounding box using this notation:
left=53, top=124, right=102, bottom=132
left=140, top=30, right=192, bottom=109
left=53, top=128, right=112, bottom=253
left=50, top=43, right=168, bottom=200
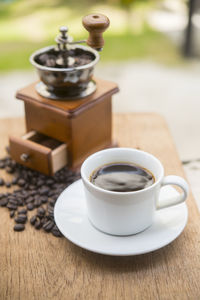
left=90, top=162, right=154, bottom=192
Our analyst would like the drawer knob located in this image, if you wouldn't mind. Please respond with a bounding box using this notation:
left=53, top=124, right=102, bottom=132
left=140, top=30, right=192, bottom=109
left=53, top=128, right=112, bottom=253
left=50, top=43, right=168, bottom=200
left=20, top=153, right=30, bottom=162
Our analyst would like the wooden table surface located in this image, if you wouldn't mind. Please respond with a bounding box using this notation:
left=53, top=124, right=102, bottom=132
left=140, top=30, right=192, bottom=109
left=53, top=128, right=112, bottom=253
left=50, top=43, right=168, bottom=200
left=0, top=114, right=200, bottom=300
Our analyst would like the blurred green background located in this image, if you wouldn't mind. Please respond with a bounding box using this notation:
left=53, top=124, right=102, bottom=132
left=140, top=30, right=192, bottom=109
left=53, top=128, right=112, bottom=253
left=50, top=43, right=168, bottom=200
left=0, top=0, right=184, bottom=71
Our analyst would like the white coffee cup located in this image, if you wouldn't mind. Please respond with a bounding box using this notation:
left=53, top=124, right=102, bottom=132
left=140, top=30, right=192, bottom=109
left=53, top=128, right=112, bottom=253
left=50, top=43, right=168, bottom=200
left=81, top=148, right=189, bottom=236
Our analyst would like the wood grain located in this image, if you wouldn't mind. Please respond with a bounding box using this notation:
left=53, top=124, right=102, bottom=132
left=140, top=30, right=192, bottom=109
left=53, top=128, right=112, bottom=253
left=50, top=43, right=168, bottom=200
left=0, top=114, right=200, bottom=300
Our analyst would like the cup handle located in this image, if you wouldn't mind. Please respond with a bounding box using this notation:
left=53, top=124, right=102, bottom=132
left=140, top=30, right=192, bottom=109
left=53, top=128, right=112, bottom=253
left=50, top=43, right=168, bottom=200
left=157, top=175, right=189, bottom=210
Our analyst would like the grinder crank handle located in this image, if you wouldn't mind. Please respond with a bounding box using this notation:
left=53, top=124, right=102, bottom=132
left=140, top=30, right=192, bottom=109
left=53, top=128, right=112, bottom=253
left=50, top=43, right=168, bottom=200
left=82, top=13, right=110, bottom=51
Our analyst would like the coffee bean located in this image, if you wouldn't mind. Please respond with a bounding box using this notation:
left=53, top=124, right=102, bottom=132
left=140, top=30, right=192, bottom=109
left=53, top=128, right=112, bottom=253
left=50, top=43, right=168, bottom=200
left=10, top=210, right=15, bottom=218
left=37, top=179, right=45, bottom=187
left=18, top=179, right=26, bottom=187
left=0, top=148, right=80, bottom=236
left=6, top=166, right=14, bottom=174
left=43, top=220, right=54, bottom=232
left=46, top=179, right=54, bottom=186
left=15, top=214, right=27, bottom=224
left=37, top=207, right=45, bottom=218
left=14, top=224, right=25, bottom=232
left=24, top=183, right=29, bottom=189
left=18, top=208, right=27, bottom=214
left=12, top=177, right=18, bottom=185
left=7, top=203, right=17, bottom=210
left=29, top=190, right=37, bottom=196
left=8, top=199, right=18, bottom=206
left=40, top=196, right=48, bottom=204
left=0, top=161, right=5, bottom=169
left=27, top=203, right=34, bottom=211
left=0, top=178, right=5, bottom=186
left=34, top=198, right=41, bottom=207
left=47, top=205, right=54, bottom=214
left=39, top=186, right=49, bottom=195
left=30, top=215, right=37, bottom=225
left=29, top=185, right=36, bottom=190
left=49, top=198, right=55, bottom=207
left=48, top=190, right=55, bottom=197
left=26, top=196, right=34, bottom=204
left=17, top=199, right=23, bottom=206
left=0, top=197, right=8, bottom=207
left=5, top=182, right=11, bottom=188
left=35, top=219, right=42, bottom=230
left=51, top=225, right=62, bottom=237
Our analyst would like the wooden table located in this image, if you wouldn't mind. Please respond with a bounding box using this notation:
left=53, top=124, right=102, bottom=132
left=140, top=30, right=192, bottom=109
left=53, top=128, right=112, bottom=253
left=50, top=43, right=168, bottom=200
left=0, top=114, right=200, bottom=299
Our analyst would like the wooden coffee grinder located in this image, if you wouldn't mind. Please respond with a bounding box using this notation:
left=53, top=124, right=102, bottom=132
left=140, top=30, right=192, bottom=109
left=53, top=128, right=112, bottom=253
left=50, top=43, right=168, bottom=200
left=9, top=14, right=119, bottom=175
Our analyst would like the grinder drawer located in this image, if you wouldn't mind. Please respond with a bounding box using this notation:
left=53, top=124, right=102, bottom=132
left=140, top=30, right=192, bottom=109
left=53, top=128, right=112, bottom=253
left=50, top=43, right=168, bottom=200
left=9, top=131, right=67, bottom=175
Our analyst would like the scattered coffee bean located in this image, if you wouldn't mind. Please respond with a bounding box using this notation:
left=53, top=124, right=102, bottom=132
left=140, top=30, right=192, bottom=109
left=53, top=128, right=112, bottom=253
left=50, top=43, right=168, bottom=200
left=10, top=210, right=15, bottom=218
left=7, top=203, right=17, bottom=210
left=17, top=199, right=23, bottom=206
left=51, top=225, right=62, bottom=237
left=43, top=220, right=54, bottom=232
left=18, top=208, right=27, bottom=215
left=27, top=203, right=34, bottom=211
left=14, top=224, right=25, bottom=232
left=39, top=186, right=49, bottom=195
left=6, top=166, right=14, bottom=174
left=46, top=179, right=54, bottom=186
left=12, top=177, right=18, bottom=185
left=35, top=219, right=42, bottom=230
left=0, top=197, right=8, bottom=207
left=15, top=214, right=27, bottom=224
left=0, top=178, right=4, bottom=186
left=30, top=215, right=37, bottom=225
left=37, top=207, right=45, bottom=218
left=40, top=196, right=48, bottom=204
left=0, top=162, right=5, bottom=169
left=0, top=148, right=80, bottom=237
left=37, top=180, right=45, bottom=187
left=8, top=199, right=18, bottom=206
left=26, top=196, right=34, bottom=204
left=34, top=198, right=41, bottom=208
left=49, top=198, right=55, bottom=207
left=18, top=179, right=26, bottom=187
left=5, top=182, right=11, bottom=188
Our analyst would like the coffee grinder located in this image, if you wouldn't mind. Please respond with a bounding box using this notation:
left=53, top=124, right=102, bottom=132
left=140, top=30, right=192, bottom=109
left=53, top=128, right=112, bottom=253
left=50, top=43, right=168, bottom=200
left=9, top=14, right=119, bottom=175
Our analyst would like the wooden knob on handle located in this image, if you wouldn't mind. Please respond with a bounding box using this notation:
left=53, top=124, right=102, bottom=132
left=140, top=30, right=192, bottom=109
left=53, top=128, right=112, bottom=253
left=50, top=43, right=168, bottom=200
left=82, top=14, right=110, bottom=50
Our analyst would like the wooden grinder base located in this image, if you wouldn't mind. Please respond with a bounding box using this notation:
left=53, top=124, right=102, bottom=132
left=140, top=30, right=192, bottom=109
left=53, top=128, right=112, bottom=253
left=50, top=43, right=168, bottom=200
left=9, top=78, right=119, bottom=175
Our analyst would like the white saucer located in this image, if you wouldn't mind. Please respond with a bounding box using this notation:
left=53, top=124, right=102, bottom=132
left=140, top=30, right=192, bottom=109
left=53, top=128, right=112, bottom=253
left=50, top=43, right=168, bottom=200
left=54, top=180, right=188, bottom=256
